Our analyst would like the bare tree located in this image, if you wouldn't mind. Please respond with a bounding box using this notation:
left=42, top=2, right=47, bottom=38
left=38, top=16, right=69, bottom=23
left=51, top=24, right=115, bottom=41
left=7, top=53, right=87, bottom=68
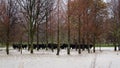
left=0, top=0, right=19, bottom=54
left=17, top=0, right=54, bottom=53
left=110, top=0, right=120, bottom=51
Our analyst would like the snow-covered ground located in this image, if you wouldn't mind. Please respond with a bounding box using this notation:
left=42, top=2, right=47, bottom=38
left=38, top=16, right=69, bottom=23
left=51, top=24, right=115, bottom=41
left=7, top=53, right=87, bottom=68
left=0, top=47, right=120, bottom=68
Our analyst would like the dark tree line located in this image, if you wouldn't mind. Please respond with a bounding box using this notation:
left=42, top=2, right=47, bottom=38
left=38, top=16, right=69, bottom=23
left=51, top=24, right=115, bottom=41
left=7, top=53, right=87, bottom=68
left=1, top=0, right=120, bottom=55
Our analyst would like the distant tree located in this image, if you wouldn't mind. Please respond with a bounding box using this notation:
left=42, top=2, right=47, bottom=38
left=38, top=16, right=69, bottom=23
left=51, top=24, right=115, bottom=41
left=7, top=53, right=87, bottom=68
left=91, top=0, right=107, bottom=52
left=17, top=0, right=54, bottom=54
left=0, top=0, right=19, bottom=54
left=110, top=0, right=120, bottom=51
left=45, top=0, right=54, bottom=50
left=68, top=0, right=107, bottom=53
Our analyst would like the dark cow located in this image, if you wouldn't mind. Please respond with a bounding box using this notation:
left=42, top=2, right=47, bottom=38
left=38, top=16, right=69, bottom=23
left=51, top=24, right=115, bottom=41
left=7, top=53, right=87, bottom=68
left=69, top=44, right=93, bottom=50
left=22, top=44, right=27, bottom=49
left=36, top=44, right=46, bottom=50
left=80, top=44, right=93, bottom=50
left=12, top=44, right=21, bottom=49
left=70, top=44, right=76, bottom=49
left=13, top=44, right=28, bottom=50
left=12, top=44, right=17, bottom=49
left=60, top=44, right=67, bottom=49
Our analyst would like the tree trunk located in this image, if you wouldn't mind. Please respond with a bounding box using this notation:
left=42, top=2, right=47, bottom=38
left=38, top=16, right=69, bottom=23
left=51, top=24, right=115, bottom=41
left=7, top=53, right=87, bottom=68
left=28, top=31, right=30, bottom=51
left=36, top=25, right=39, bottom=51
left=87, top=36, right=90, bottom=53
left=114, top=43, right=117, bottom=51
left=30, top=33, right=34, bottom=54
left=30, top=20, right=34, bottom=54
left=27, top=9, right=30, bottom=51
left=6, top=26, right=10, bottom=55
left=93, top=36, right=96, bottom=53
left=45, top=17, right=48, bottom=50
left=56, top=0, right=60, bottom=55
left=20, top=35, right=23, bottom=54
left=78, top=16, right=81, bottom=54
left=113, top=38, right=117, bottom=51
left=67, top=43, right=70, bottom=55
left=50, top=12, right=54, bottom=52
left=6, top=42, right=9, bottom=55
left=67, top=0, right=71, bottom=55
left=56, top=19, right=60, bottom=55
left=30, top=23, right=34, bottom=54
left=56, top=44, right=60, bottom=55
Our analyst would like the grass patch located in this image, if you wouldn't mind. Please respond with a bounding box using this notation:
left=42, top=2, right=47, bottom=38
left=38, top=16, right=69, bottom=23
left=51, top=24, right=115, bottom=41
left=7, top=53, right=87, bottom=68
left=95, top=44, right=114, bottom=47
left=0, top=44, right=5, bottom=47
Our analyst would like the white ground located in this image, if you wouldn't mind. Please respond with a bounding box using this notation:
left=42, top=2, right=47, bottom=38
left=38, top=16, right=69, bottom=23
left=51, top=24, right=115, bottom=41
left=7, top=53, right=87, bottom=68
left=0, top=47, right=120, bottom=68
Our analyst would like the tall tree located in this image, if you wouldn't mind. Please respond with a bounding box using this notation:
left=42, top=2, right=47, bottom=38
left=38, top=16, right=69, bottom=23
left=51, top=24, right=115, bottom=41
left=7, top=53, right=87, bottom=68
left=17, top=0, right=54, bottom=53
left=0, top=0, right=18, bottom=54
left=110, top=0, right=120, bottom=51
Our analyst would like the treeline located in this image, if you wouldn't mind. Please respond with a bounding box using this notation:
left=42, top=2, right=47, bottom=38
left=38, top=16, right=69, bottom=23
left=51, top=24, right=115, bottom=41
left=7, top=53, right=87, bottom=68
left=0, top=0, right=120, bottom=55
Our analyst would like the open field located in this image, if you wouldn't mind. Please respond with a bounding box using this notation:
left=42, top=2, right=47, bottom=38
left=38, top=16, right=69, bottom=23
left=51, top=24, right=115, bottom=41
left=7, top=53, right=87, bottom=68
left=0, top=47, right=120, bottom=68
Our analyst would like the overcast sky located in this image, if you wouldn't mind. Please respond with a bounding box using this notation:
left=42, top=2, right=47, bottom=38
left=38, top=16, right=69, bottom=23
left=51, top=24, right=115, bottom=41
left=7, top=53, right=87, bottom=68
left=104, top=0, right=111, bottom=3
